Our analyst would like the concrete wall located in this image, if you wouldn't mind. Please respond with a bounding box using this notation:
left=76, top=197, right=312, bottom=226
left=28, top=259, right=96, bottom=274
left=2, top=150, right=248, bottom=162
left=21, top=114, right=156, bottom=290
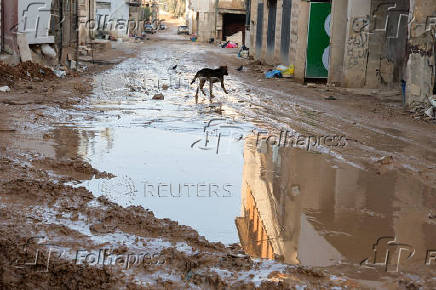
left=2, top=0, right=18, bottom=55
left=292, top=0, right=309, bottom=82
left=342, top=0, right=371, bottom=87
left=405, top=0, right=436, bottom=105
left=328, top=0, right=348, bottom=85
left=250, top=0, right=309, bottom=81
left=365, top=0, right=409, bottom=88
left=218, top=0, right=245, bottom=10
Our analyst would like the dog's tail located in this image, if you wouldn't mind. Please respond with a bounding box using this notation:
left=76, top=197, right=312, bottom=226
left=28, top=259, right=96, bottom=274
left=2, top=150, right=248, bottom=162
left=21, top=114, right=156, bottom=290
left=191, top=72, right=199, bottom=85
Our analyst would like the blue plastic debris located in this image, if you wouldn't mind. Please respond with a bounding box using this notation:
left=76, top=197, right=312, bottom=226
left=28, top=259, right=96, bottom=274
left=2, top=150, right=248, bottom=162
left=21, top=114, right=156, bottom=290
left=265, top=70, right=282, bottom=78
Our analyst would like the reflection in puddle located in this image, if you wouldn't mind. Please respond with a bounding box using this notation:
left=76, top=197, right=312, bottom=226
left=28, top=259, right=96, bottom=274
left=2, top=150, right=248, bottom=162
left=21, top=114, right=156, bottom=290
left=75, top=126, right=249, bottom=244
left=237, top=136, right=436, bottom=269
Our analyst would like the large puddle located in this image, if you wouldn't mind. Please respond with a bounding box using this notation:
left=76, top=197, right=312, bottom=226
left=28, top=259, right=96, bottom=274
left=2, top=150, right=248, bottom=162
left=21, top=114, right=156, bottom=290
left=238, top=137, right=436, bottom=270
left=55, top=44, right=436, bottom=272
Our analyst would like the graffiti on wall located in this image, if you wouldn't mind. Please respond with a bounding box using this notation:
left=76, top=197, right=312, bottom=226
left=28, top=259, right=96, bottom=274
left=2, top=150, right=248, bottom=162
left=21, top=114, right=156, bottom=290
left=345, top=16, right=369, bottom=68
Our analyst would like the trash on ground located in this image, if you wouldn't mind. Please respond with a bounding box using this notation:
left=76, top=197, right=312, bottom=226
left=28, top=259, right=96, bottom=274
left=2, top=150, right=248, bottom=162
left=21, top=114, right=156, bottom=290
left=53, top=69, right=66, bottom=78
left=41, top=44, right=57, bottom=58
left=0, top=86, right=11, bottom=92
left=425, top=106, right=435, bottom=119
left=265, top=70, right=282, bottom=79
left=306, top=83, right=317, bottom=88
left=276, top=64, right=294, bottom=77
left=238, top=45, right=249, bottom=58
left=324, top=96, right=337, bottom=101
left=152, top=93, right=164, bottom=100
left=429, top=95, right=436, bottom=107
left=220, top=41, right=238, bottom=48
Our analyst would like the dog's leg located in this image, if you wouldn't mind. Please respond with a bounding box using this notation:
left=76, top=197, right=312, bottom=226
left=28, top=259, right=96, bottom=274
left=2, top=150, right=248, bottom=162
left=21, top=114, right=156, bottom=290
left=200, top=79, right=206, bottom=96
left=195, top=85, right=200, bottom=103
left=209, top=79, right=215, bottom=101
left=220, top=78, right=228, bottom=94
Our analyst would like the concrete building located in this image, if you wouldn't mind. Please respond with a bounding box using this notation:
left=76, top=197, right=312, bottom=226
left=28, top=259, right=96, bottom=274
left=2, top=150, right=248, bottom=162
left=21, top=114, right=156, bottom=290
left=249, top=0, right=436, bottom=107
left=0, top=0, right=97, bottom=65
left=186, top=0, right=247, bottom=44
left=95, top=0, right=130, bottom=38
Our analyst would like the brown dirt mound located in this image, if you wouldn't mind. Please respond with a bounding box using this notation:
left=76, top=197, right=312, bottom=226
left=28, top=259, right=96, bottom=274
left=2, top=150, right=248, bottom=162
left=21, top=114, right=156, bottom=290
left=0, top=61, right=55, bottom=86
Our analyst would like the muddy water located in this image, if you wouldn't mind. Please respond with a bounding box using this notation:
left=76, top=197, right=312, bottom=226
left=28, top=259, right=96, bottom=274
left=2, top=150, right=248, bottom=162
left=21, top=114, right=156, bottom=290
left=238, top=136, right=436, bottom=272
left=57, top=43, right=436, bottom=273
left=59, top=48, right=255, bottom=244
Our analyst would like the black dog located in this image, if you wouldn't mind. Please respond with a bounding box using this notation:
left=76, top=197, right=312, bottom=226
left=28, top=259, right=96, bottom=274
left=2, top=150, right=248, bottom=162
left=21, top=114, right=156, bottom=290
left=191, top=66, right=229, bottom=103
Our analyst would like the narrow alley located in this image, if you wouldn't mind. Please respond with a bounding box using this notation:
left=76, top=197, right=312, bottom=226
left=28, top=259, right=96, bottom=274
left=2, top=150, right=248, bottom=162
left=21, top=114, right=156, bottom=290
left=0, top=1, right=435, bottom=289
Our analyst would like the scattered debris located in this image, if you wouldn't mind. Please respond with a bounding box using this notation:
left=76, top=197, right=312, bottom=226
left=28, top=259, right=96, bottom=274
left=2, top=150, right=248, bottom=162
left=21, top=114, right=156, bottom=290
left=238, top=45, right=249, bottom=58
left=276, top=65, right=294, bottom=78
left=0, top=61, right=55, bottom=86
left=409, top=101, right=435, bottom=120
left=0, top=86, right=10, bottom=92
left=53, top=70, right=66, bottom=78
left=324, top=96, right=337, bottom=101
left=376, top=156, right=394, bottom=165
left=172, top=65, right=178, bottom=70
left=265, top=70, right=282, bottom=79
left=152, top=93, right=164, bottom=100
left=306, top=83, right=317, bottom=88
left=425, top=106, right=435, bottom=119
left=429, top=95, right=436, bottom=107
left=162, top=84, right=169, bottom=90
left=237, top=65, right=244, bottom=71
left=41, top=44, right=57, bottom=59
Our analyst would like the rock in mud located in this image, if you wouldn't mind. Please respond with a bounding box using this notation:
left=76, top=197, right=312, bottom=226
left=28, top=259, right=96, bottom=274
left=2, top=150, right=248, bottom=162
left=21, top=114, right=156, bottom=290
left=0, top=86, right=10, bottom=92
left=152, top=93, right=164, bottom=100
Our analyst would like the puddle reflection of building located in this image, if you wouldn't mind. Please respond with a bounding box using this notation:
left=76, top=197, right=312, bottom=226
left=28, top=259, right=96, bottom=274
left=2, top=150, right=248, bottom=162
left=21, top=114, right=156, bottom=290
left=236, top=136, right=436, bottom=267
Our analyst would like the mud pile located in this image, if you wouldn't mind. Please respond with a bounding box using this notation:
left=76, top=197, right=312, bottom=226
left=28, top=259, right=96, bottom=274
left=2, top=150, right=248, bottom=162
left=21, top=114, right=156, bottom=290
left=0, top=61, right=55, bottom=86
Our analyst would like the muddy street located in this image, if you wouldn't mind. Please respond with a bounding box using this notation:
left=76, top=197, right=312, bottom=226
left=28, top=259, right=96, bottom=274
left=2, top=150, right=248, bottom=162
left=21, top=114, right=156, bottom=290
left=0, top=9, right=436, bottom=290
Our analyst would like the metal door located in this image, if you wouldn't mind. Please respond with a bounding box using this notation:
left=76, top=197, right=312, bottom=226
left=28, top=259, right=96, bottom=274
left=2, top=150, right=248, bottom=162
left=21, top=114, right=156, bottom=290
left=255, top=3, right=264, bottom=59
left=280, top=0, right=292, bottom=65
left=305, top=2, right=331, bottom=78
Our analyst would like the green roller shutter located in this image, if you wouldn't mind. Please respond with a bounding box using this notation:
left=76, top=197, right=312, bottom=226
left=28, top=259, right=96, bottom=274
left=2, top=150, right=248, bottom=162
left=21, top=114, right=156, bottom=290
left=306, top=2, right=331, bottom=78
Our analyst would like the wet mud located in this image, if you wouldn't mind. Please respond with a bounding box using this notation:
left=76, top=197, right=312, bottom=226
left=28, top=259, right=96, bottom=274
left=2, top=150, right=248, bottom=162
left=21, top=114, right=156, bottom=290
left=0, top=18, right=435, bottom=289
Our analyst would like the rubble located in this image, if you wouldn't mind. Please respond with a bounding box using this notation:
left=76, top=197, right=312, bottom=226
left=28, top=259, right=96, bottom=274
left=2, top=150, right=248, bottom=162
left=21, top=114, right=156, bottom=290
left=0, top=61, right=55, bottom=86
left=409, top=101, right=435, bottom=120
left=41, top=44, right=57, bottom=59
left=152, top=93, right=165, bottom=100
left=0, top=86, right=10, bottom=92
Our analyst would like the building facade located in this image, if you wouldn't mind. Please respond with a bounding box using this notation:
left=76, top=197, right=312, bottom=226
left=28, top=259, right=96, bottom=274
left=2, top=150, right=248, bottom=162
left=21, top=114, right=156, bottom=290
left=187, top=0, right=247, bottom=44
left=249, top=0, right=436, bottom=106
